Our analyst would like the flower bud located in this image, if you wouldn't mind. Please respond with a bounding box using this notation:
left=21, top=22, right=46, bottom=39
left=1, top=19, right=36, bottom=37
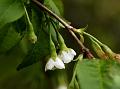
left=90, top=38, right=108, bottom=59
left=101, top=44, right=115, bottom=59
left=24, top=5, right=37, bottom=44
left=27, top=28, right=37, bottom=44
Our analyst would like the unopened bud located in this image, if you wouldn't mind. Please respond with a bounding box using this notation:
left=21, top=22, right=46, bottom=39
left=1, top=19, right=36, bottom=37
left=28, top=31, right=37, bottom=44
left=91, top=38, right=108, bottom=59
left=101, top=44, right=115, bottom=59
left=27, top=23, right=37, bottom=44
left=100, top=44, right=120, bottom=62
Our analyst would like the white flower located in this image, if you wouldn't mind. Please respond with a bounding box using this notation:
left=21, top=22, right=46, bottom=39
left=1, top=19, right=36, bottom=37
left=45, top=58, right=55, bottom=71
left=58, top=48, right=76, bottom=63
left=45, top=57, right=65, bottom=71
left=57, top=85, right=67, bottom=89
left=54, top=57, right=65, bottom=69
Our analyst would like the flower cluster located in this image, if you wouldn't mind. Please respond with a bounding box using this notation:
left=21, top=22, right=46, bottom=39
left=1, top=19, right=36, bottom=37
left=45, top=32, right=76, bottom=71
left=45, top=48, right=76, bottom=71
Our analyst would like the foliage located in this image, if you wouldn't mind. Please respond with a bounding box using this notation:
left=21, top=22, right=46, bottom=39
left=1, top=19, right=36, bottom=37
left=69, top=57, right=120, bottom=89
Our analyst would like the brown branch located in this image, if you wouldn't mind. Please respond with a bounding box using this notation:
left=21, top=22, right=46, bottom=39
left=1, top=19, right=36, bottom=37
left=32, top=0, right=94, bottom=58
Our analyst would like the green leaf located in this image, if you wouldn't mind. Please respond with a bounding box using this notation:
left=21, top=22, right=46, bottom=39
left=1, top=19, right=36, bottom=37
left=69, top=59, right=120, bottom=89
left=69, top=54, right=83, bottom=89
left=0, top=0, right=25, bottom=28
left=52, top=0, right=64, bottom=15
left=44, top=0, right=61, bottom=15
left=13, top=16, right=26, bottom=34
left=0, top=24, right=9, bottom=47
left=0, top=24, right=21, bottom=53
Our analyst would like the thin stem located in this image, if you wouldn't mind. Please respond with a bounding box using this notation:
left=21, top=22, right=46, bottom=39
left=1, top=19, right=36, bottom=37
left=32, top=0, right=94, bottom=58
left=24, top=5, right=31, bottom=25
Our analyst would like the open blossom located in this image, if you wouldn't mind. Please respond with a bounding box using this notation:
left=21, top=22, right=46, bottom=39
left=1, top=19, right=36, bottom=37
left=45, top=57, right=65, bottom=71
left=58, top=48, right=76, bottom=63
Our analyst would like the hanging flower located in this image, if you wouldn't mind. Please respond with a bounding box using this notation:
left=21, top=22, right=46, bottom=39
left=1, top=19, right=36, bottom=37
left=45, top=32, right=65, bottom=71
left=58, top=48, right=76, bottom=63
left=45, top=57, right=65, bottom=71
left=57, top=32, right=76, bottom=63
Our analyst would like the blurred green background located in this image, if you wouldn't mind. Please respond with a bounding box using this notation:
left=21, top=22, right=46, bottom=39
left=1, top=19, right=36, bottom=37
left=0, top=0, right=120, bottom=89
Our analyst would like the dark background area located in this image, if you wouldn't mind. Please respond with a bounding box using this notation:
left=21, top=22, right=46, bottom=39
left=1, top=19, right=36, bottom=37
left=62, top=0, right=120, bottom=52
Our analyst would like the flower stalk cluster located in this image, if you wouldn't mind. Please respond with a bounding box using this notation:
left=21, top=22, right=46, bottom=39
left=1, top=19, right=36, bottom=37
left=45, top=32, right=76, bottom=71
left=45, top=34, right=65, bottom=71
left=57, top=32, right=76, bottom=63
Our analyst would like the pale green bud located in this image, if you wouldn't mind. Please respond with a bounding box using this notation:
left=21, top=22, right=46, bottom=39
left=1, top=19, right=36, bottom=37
left=27, top=23, right=37, bottom=44
left=91, top=38, right=108, bottom=59
left=101, top=44, right=115, bottom=59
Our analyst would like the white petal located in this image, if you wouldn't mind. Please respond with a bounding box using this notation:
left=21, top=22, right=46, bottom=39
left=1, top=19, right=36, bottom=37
left=63, top=52, right=72, bottom=63
left=54, top=57, right=65, bottom=69
left=58, top=49, right=76, bottom=63
left=67, top=49, right=76, bottom=61
left=69, top=49, right=76, bottom=56
left=58, top=51, right=71, bottom=63
left=68, top=52, right=74, bottom=59
left=45, top=58, right=55, bottom=71
left=57, top=85, right=67, bottom=89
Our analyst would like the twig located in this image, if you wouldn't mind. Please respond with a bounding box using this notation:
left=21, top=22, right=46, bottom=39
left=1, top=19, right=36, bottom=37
left=32, top=0, right=94, bottom=58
